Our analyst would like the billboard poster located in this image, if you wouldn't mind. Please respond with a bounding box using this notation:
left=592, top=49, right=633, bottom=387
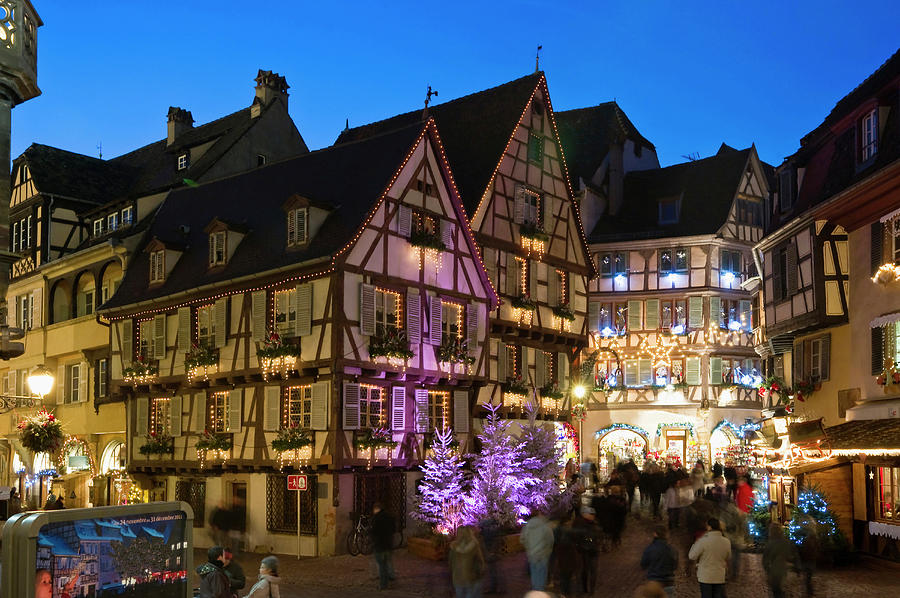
left=34, top=510, right=188, bottom=598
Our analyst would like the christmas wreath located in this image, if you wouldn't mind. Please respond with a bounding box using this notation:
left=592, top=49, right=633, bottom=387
left=17, top=410, right=64, bottom=454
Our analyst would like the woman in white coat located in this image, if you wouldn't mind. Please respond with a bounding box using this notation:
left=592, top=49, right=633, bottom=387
left=244, top=556, right=281, bottom=598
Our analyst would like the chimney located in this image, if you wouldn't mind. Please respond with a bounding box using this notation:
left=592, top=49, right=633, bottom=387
left=167, top=107, right=194, bottom=147
left=252, top=69, right=289, bottom=116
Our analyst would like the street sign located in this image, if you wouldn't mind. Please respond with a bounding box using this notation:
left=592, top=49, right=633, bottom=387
left=287, top=474, right=308, bottom=491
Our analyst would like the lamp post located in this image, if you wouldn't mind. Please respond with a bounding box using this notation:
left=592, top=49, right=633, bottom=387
left=27, top=364, right=53, bottom=398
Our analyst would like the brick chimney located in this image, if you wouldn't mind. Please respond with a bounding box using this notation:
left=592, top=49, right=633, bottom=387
left=167, top=107, right=194, bottom=147
left=252, top=69, right=289, bottom=117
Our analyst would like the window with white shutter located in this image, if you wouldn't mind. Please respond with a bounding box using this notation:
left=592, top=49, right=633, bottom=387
left=251, top=291, right=268, bottom=341
left=453, top=390, right=469, bottom=434
left=414, top=388, right=429, bottom=433
left=391, top=386, right=407, bottom=431
left=197, top=304, right=216, bottom=349
left=275, top=288, right=297, bottom=337
left=214, top=297, right=228, bottom=348
left=397, top=204, right=411, bottom=237
left=296, top=283, right=312, bottom=337
left=557, top=352, right=569, bottom=390
left=709, top=296, right=722, bottom=329
left=465, top=303, right=478, bottom=353
left=686, top=357, right=701, bottom=385
left=428, top=295, right=442, bottom=345
left=638, top=358, right=652, bottom=386
left=406, top=290, right=421, bottom=345
left=263, top=386, right=281, bottom=431
left=170, top=396, right=183, bottom=436
left=135, top=397, right=149, bottom=437
left=287, top=208, right=309, bottom=247
left=343, top=382, right=361, bottom=430
left=310, top=382, right=329, bottom=431
left=285, top=385, right=312, bottom=429
left=208, top=392, right=229, bottom=433
left=226, top=389, right=242, bottom=432
left=153, top=314, right=167, bottom=360
left=209, top=231, right=226, bottom=266
left=177, top=307, right=191, bottom=352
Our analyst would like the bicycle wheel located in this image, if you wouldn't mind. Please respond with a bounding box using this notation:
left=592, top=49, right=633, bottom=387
left=358, top=531, right=374, bottom=555
left=346, top=531, right=360, bottom=556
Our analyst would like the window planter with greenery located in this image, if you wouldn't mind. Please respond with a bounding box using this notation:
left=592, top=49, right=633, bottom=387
left=17, top=410, right=64, bottom=455
left=195, top=429, right=233, bottom=468
left=353, top=427, right=398, bottom=469
left=138, top=432, right=174, bottom=456
left=551, top=303, right=575, bottom=322
left=502, top=376, right=530, bottom=410
left=271, top=425, right=314, bottom=470
left=185, top=344, right=218, bottom=383
left=519, top=221, right=549, bottom=258
left=510, top=295, right=537, bottom=311
left=408, top=229, right=446, bottom=252
left=437, top=337, right=475, bottom=373
left=257, top=331, right=301, bottom=381
left=123, top=358, right=159, bottom=387
left=368, top=328, right=414, bottom=366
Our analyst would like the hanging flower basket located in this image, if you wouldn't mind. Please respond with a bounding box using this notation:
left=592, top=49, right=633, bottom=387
left=409, top=229, right=446, bottom=251
left=196, top=429, right=232, bottom=468
left=17, top=410, right=64, bottom=454
left=257, top=331, right=301, bottom=381
left=369, top=329, right=414, bottom=366
left=757, top=376, right=789, bottom=404
left=503, top=376, right=529, bottom=396
left=793, top=379, right=817, bottom=402
left=123, top=358, right=158, bottom=387
left=185, top=344, right=218, bottom=383
left=138, top=433, right=174, bottom=455
left=538, top=384, right=564, bottom=400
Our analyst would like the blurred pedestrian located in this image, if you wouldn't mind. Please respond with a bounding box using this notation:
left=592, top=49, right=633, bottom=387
left=449, top=525, right=485, bottom=598
left=244, top=555, right=280, bottom=598
left=691, top=461, right=706, bottom=498
left=554, top=514, right=579, bottom=596
left=370, top=502, right=396, bottom=590
left=8, top=488, right=21, bottom=516
left=574, top=508, right=599, bottom=594
left=735, top=476, right=753, bottom=514
left=762, top=523, right=794, bottom=598
left=719, top=501, right=746, bottom=579
left=521, top=509, right=555, bottom=591
left=210, top=502, right=231, bottom=549
left=688, top=518, right=731, bottom=598
left=222, top=549, right=246, bottom=596
left=708, top=476, right=727, bottom=503
left=794, top=512, right=819, bottom=597
left=640, top=525, right=678, bottom=597
left=479, top=518, right=503, bottom=595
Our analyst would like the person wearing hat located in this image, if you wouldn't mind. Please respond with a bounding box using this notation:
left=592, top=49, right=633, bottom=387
left=244, top=556, right=280, bottom=598
left=222, top=549, right=246, bottom=595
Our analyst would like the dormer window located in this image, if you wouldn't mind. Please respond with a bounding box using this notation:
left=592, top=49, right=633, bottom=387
left=108, top=212, right=119, bottom=232
left=93, top=218, right=106, bottom=237
left=257, top=154, right=267, bottom=167
left=658, top=198, right=680, bottom=224
left=209, top=231, right=226, bottom=266
left=860, top=108, right=878, bottom=162
left=287, top=208, right=308, bottom=246
left=177, top=153, right=189, bottom=171
left=150, top=250, right=166, bottom=283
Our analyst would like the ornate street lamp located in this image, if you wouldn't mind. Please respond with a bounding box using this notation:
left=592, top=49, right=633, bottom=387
left=27, top=364, right=53, bottom=397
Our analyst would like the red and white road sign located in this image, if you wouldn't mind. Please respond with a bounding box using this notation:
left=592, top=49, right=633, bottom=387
left=287, top=474, right=308, bottom=491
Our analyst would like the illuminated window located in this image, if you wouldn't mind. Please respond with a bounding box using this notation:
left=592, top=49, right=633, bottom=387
left=375, top=288, right=401, bottom=337
left=521, top=189, right=540, bottom=225
left=861, top=109, right=878, bottom=162
left=96, top=358, right=108, bottom=398
left=65, top=363, right=81, bottom=403
left=93, top=218, right=105, bottom=237
left=721, top=249, right=741, bottom=274
left=360, top=385, right=385, bottom=428
left=152, top=398, right=171, bottom=436
left=427, top=391, right=448, bottom=432
left=275, top=288, right=297, bottom=336
left=555, top=270, right=567, bottom=304
left=285, top=385, right=312, bottom=429
left=197, top=304, right=215, bottom=349
left=877, top=466, right=899, bottom=520
left=208, top=392, right=228, bottom=433
left=504, top=344, right=520, bottom=380
left=209, top=231, right=226, bottom=266
left=139, top=320, right=154, bottom=361
left=177, top=153, right=189, bottom=171
left=660, top=248, right=688, bottom=274
left=107, top=212, right=119, bottom=232
left=149, top=250, right=165, bottom=283
left=441, top=301, right=462, bottom=345
left=892, top=219, right=900, bottom=265
left=121, top=206, right=133, bottom=226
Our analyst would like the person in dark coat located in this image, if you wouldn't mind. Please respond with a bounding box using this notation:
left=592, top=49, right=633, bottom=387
left=479, top=517, right=503, bottom=595
left=640, top=525, right=678, bottom=596
left=763, top=523, right=795, bottom=598
left=222, top=549, right=246, bottom=595
left=197, top=546, right=231, bottom=598
left=370, top=502, right=396, bottom=590
left=573, top=509, right=600, bottom=595
left=554, top=514, right=579, bottom=596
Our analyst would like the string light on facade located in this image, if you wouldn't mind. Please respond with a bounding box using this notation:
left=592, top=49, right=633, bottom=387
left=872, top=263, right=900, bottom=284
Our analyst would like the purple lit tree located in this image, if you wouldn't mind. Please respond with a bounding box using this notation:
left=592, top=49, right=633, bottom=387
left=465, top=402, right=531, bottom=527
left=518, top=403, right=564, bottom=516
left=414, top=427, right=466, bottom=533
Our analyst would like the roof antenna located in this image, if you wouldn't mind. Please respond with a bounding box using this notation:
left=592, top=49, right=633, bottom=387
left=97, top=141, right=102, bottom=159
left=422, top=85, right=438, bottom=120
left=535, top=44, right=543, bottom=73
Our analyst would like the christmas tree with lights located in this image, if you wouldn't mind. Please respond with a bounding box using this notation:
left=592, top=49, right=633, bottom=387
left=518, top=403, right=563, bottom=516
left=787, top=485, right=848, bottom=556
left=747, top=492, right=773, bottom=544
left=465, top=402, right=530, bottom=527
left=414, top=426, right=466, bottom=533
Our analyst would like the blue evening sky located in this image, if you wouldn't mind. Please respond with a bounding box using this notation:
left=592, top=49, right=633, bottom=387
left=11, top=1, right=900, bottom=168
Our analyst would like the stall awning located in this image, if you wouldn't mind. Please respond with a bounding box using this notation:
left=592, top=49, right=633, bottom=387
left=871, top=312, right=900, bottom=328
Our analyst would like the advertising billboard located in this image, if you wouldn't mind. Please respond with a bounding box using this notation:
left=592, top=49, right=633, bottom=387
left=2, top=501, right=193, bottom=598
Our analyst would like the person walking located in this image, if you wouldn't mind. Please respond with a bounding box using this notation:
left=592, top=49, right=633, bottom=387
left=573, top=509, right=599, bottom=594
left=210, top=502, right=232, bottom=549
left=222, top=549, right=246, bottom=596
left=243, top=556, right=281, bottom=598
left=691, top=461, right=706, bottom=498
left=688, top=518, right=731, bottom=598
left=370, top=502, right=396, bottom=590
left=735, top=476, right=753, bottom=514
left=197, top=546, right=232, bottom=598
left=640, top=525, right=678, bottom=597
left=554, top=514, right=579, bottom=597
left=521, top=510, right=555, bottom=591
left=449, top=525, right=485, bottom=598
left=479, top=517, right=503, bottom=595
left=762, top=523, right=794, bottom=598
left=794, top=512, right=819, bottom=597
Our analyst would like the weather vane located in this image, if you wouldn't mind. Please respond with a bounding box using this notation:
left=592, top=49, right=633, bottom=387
left=535, top=44, right=543, bottom=73
left=422, top=85, right=439, bottom=119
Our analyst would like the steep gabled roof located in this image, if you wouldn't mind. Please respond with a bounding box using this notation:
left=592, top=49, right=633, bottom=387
left=591, top=145, right=753, bottom=242
left=17, top=143, right=137, bottom=205
left=555, top=102, right=656, bottom=186
left=335, top=73, right=543, bottom=216
left=102, top=122, right=429, bottom=312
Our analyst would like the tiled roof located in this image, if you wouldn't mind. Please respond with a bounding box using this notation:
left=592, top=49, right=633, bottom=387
left=102, top=122, right=428, bottom=312
left=555, top=102, right=655, bottom=186
left=18, top=144, right=137, bottom=206
left=824, top=418, right=900, bottom=450
left=590, top=145, right=754, bottom=242
left=335, top=73, right=543, bottom=217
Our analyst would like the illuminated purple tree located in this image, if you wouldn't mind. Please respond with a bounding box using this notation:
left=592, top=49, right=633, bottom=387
left=414, top=427, right=466, bottom=533
left=465, top=402, right=531, bottom=527
left=518, top=403, right=564, bottom=515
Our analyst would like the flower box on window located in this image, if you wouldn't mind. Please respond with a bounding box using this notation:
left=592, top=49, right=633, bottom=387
left=551, top=304, right=575, bottom=322
left=519, top=222, right=549, bottom=258
left=185, top=344, right=218, bottom=383
left=123, top=358, right=159, bottom=387
left=196, top=429, right=232, bottom=468
left=502, top=376, right=530, bottom=410
left=437, top=337, right=475, bottom=373
left=271, top=425, right=314, bottom=470
left=353, top=427, right=398, bottom=469
left=138, top=433, right=174, bottom=456
left=511, top=295, right=536, bottom=326
left=408, top=229, right=446, bottom=252
left=257, top=332, right=301, bottom=381
left=368, top=329, right=414, bottom=367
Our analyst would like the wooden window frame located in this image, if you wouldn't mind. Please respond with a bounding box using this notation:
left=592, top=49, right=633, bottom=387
left=374, top=287, right=402, bottom=338
left=208, top=391, right=229, bottom=433
left=359, top=385, right=385, bottom=429
left=93, top=218, right=105, bottom=237
left=121, top=206, right=133, bottom=226
left=274, top=288, right=297, bottom=336
left=177, top=153, right=189, bottom=171
left=96, top=358, right=108, bottom=399
left=427, top=390, right=449, bottom=433
left=860, top=108, right=878, bottom=163
left=440, top=300, right=463, bottom=346
left=65, top=363, right=80, bottom=404
left=288, top=207, right=309, bottom=247
left=197, top=304, right=216, bottom=349
left=285, top=385, right=312, bottom=429
left=107, top=212, right=119, bottom=232
left=876, top=466, right=899, bottom=522
left=138, top=320, right=154, bottom=361
left=527, top=132, right=544, bottom=165
left=151, top=397, right=172, bottom=436
left=891, top=219, right=900, bottom=265
left=209, top=231, right=226, bottom=266
left=149, top=250, right=165, bottom=284
left=720, top=249, right=741, bottom=275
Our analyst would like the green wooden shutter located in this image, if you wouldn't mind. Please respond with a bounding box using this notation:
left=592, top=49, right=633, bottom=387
left=688, top=297, right=703, bottom=329
left=710, top=357, right=723, bottom=385
left=638, top=358, right=652, bottom=386
left=709, top=296, right=722, bottom=329
left=625, top=360, right=638, bottom=386
left=686, top=357, right=701, bottom=385
left=645, top=299, right=659, bottom=330
left=627, top=300, right=642, bottom=331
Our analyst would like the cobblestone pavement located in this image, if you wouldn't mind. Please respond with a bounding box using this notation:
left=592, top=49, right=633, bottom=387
left=200, top=516, right=900, bottom=598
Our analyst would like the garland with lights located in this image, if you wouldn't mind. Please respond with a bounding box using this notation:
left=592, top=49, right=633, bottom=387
left=257, top=331, right=300, bottom=381
left=368, top=328, right=415, bottom=364
left=56, top=436, right=97, bottom=476
left=408, top=228, right=446, bottom=251
left=123, top=358, right=159, bottom=386
left=185, top=344, right=218, bottom=383
left=18, top=410, right=64, bottom=454
left=595, top=423, right=650, bottom=441
left=551, top=303, right=575, bottom=322
left=655, top=421, right=695, bottom=439
left=437, top=337, right=475, bottom=370
left=510, top=295, right=537, bottom=311
left=195, top=429, right=233, bottom=452
left=354, top=427, right=397, bottom=469
left=138, top=433, right=174, bottom=455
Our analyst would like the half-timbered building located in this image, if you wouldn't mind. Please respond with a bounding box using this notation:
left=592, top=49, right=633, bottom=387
left=336, top=72, right=595, bottom=424
left=574, top=144, right=771, bottom=472
left=98, top=120, right=497, bottom=556
left=1, top=70, right=307, bottom=509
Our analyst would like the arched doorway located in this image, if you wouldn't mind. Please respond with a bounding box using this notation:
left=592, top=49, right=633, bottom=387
left=595, top=425, right=649, bottom=480
left=97, top=440, right=126, bottom=506
left=709, top=421, right=747, bottom=466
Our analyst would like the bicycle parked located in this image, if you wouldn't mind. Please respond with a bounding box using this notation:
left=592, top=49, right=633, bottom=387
left=347, top=512, right=373, bottom=556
